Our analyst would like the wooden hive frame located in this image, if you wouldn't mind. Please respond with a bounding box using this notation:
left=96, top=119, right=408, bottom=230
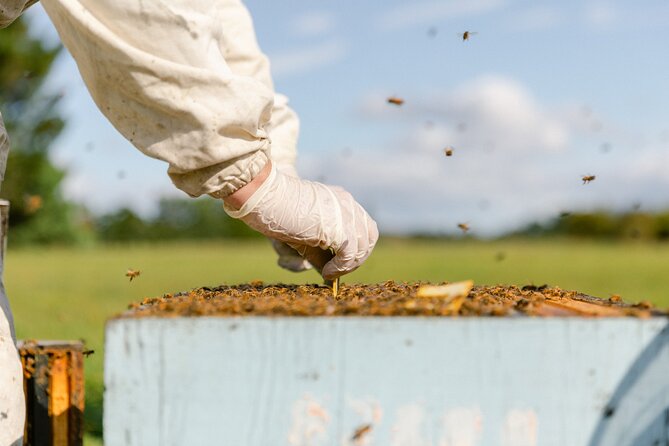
left=19, top=340, right=85, bottom=446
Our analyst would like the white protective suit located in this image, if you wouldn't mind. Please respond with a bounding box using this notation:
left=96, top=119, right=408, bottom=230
left=40, top=0, right=301, bottom=197
left=0, top=113, right=23, bottom=446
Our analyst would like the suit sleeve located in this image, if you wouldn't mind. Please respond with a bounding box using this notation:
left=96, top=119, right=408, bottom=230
left=0, top=0, right=34, bottom=28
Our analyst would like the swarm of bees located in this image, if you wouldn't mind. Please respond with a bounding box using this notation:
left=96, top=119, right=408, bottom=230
left=125, top=269, right=141, bottom=282
left=582, top=175, right=596, bottom=185
left=387, top=96, right=404, bottom=106
left=387, top=27, right=613, bottom=240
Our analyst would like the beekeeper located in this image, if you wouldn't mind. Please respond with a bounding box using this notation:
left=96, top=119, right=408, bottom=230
left=0, top=0, right=378, bottom=443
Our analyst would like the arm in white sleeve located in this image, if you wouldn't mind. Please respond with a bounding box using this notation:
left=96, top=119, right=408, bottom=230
left=199, top=0, right=300, bottom=178
left=267, top=94, right=299, bottom=176
left=41, top=0, right=276, bottom=197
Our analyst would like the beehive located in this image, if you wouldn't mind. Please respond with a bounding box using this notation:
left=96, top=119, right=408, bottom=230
left=104, top=283, right=669, bottom=446
left=19, top=340, right=85, bottom=446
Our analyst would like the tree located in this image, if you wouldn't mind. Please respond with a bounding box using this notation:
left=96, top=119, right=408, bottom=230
left=0, top=17, right=85, bottom=245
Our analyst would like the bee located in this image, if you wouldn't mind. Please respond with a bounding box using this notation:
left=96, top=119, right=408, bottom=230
left=387, top=96, right=404, bottom=106
left=582, top=175, right=596, bottom=184
left=82, top=349, right=95, bottom=358
left=457, top=223, right=470, bottom=233
left=125, top=269, right=141, bottom=282
left=608, top=294, right=622, bottom=303
left=461, top=31, right=478, bottom=41
left=351, top=424, right=372, bottom=442
left=444, top=147, right=454, bottom=157
left=24, top=194, right=42, bottom=214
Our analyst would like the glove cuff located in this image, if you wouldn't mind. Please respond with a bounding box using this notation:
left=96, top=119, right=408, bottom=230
left=223, top=162, right=278, bottom=219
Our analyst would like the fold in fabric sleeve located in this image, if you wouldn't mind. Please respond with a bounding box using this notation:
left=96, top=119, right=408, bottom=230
left=0, top=0, right=29, bottom=28
left=0, top=112, right=8, bottom=187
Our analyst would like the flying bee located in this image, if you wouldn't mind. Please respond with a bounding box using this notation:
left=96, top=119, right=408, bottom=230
left=126, top=269, right=141, bottom=282
left=582, top=175, right=596, bottom=185
left=24, top=194, right=43, bottom=214
left=82, top=349, right=95, bottom=358
left=457, top=223, right=470, bottom=233
left=351, top=424, right=372, bottom=442
left=387, top=96, right=404, bottom=106
left=461, top=31, right=478, bottom=41
left=444, top=147, right=454, bottom=157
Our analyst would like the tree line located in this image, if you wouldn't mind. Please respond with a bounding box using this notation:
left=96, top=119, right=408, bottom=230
left=511, top=211, right=669, bottom=241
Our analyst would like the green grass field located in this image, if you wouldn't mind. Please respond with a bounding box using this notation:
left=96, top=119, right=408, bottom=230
left=5, top=237, right=669, bottom=442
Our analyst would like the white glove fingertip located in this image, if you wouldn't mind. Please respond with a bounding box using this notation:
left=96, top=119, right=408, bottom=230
left=277, top=256, right=312, bottom=272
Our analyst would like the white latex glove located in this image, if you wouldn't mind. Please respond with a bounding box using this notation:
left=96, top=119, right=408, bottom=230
left=224, top=164, right=378, bottom=280
left=269, top=238, right=312, bottom=272
left=266, top=162, right=312, bottom=272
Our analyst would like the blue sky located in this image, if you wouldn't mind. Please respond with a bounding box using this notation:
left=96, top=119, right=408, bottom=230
left=24, top=0, right=669, bottom=235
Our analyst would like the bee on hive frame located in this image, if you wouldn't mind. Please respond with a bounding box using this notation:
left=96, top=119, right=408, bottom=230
left=125, top=269, right=141, bottom=282
left=581, top=175, right=596, bottom=185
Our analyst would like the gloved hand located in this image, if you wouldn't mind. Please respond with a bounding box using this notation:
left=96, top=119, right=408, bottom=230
left=224, top=163, right=378, bottom=280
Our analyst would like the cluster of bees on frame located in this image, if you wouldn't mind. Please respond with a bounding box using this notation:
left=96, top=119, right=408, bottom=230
left=386, top=30, right=598, bottom=236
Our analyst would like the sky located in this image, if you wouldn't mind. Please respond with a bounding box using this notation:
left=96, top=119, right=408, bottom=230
left=22, top=0, right=669, bottom=236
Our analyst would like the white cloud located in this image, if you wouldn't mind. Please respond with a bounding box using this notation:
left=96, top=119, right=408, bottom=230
left=504, top=5, right=563, bottom=32
left=290, top=11, right=336, bottom=37
left=62, top=167, right=183, bottom=218
left=359, top=76, right=569, bottom=153
left=583, top=2, right=619, bottom=29
left=269, top=40, right=347, bottom=78
left=301, top=75, right=669, bottom=235
left=376, top=0, right=505, bottom=32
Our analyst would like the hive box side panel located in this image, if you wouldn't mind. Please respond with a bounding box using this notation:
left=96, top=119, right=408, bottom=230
left=104, top=318, right=669, bottom=446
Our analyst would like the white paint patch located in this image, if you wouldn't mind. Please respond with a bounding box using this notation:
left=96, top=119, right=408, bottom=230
left=287, top=394, right=330, bottom=446
left=390, top=403, right=430, bottom=446
left=439, top=407, right=483, bottom=446
left=501, top=409, right=538, bottom=446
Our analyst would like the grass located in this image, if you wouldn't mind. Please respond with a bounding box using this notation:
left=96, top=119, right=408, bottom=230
left=5, top=237, right=669, bottom=442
